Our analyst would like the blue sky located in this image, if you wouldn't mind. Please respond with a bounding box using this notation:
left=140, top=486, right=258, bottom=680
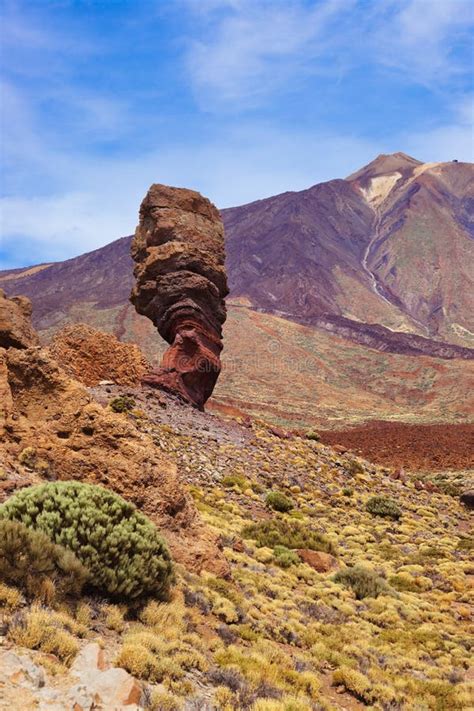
left=1, top=0, right=473, bottom=268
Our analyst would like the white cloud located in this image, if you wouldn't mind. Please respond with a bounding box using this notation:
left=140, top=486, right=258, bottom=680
left=0, top=123, right=380, bottom=264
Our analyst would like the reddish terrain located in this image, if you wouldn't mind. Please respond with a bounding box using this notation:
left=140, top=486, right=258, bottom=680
left=318, top=420, right=474, bottom=472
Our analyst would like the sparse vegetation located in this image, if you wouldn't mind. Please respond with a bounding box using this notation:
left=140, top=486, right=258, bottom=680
left=8, top=606, right=80, bottom=665
left=0, top=482, right=173, bottom=599
left=2, top=405, right=472, bottom=710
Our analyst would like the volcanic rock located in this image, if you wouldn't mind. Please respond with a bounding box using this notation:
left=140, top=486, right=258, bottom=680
left=48, top=323, right=150, bottom=387
left=0, top=289, right=39, bottom=349
left=130, top=184, right=228, bottom=410
left=460, top=491, right=474, bottom=509
left=297, top=549, right=339, bottom=573
left=0, top=303, right=229, bottom=577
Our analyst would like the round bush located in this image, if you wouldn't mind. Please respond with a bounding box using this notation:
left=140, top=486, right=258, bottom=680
left=366, top=495, right=401, bottom=521
left=0, top=482, right=174, bottom=599
left=265, top=491, right=293, bottom=513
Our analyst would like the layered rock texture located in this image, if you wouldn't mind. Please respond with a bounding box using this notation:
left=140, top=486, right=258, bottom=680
left=130, top=184, right=228, bottom=410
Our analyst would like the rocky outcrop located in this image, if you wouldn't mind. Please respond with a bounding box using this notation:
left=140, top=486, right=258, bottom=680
left=48, top=323, right=150, bottom=387
left=130, top=184, right=228, bottom=410
left=0, top=302, right=229, bottom=578
left=0, top=289, right=39, bottom=350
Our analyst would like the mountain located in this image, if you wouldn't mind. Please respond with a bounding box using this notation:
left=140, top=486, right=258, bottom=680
left=1, top=153, right=473, bottom=428
left=225, top=152, right=474, bottom=346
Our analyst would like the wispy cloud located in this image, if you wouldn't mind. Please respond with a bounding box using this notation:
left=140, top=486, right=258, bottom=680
left=374, top=0, right=474, bottom=84
left=184, top=0, right=351, bottom=107
left=184, top=0, right=474, bottom=108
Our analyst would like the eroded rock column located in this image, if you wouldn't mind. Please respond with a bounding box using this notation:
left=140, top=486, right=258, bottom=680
left=130, top=184, right=228, bottom=409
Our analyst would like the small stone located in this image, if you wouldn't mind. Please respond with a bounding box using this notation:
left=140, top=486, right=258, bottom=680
left=232, top=538, right=245, bottom=552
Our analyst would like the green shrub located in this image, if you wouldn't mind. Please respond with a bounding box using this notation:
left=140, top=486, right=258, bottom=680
left=0, top=519, right=88, bottom=603
left=242, top=518, right=335, bottom=554
left=366, top=495, right=401, bottom=521
left=273, top=545, right=299, bottom=568
left=333, top=566, right=389, bottom=599
left=109, top=396, right=135, bottom=413
left=221, top=474, right=249, bottom=491
left=342, top=487, right=353, bottom=497
left=306, top=430, right=320, bottom=442
left=0, top=482, right=173, bottom=600
left=265, top=491, right=293, bottom=513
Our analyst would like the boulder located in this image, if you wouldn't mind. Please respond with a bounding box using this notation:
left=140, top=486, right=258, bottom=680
left=297, top=549, right=339, bottom=573
left=130, top=184, right=228, bottom=410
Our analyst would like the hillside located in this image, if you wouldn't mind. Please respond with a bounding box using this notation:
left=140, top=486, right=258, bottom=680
left=1, top=376, right=473, bottom=710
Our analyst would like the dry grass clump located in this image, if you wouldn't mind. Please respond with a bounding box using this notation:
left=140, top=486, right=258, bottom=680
left=116, top=597, right=208, bottom=692
left=332, top=667, right=373, bottom=703
left=0, top=582, right=22, bottom=609
left=102, top=603, right=126, bottom=631
left=213, top=640, right=320, bottom=702
left=7, top=606, right=80, bottom=665
left=145, top=688, right=182, bottom=710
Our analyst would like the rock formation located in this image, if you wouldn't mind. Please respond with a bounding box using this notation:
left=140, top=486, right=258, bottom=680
left=0, top=289, right=39, bottom=350
left=0, top=295, right=229, bottom=578
left=130, top=184, right=228, bottom=410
